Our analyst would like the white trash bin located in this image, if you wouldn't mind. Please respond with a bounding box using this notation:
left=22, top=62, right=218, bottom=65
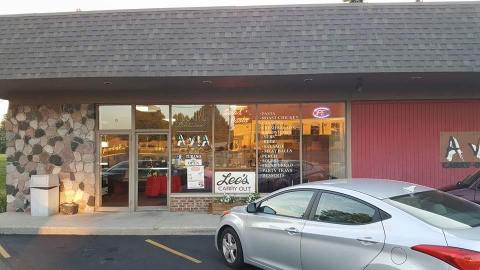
left=30, top=175, right=59, bottom=216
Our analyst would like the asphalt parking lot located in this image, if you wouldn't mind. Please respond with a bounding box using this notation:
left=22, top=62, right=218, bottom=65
left=0, top=235, right=260, bottom=270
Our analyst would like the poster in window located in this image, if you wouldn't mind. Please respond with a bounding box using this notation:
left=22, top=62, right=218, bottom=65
left=187, top=166, right=205, bottom=189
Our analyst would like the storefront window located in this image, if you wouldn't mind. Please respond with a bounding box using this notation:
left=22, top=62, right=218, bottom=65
left=99, top=105, right=132, bottom=130
left=302, top=103, right=346, bottom=182
left=171, top=105, right=213, bottom=193
left=100, top=134, right=130, bottom=207
left=258, top=104, right=301, bottom=193
left=135, top=105, right=169, bottom=129
left=214, top=105, right=257, bottom=193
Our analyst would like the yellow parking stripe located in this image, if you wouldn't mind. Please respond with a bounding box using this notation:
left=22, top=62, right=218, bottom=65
left=145, top=239, right=202, bottom=264
left=0, top=244, right=11, bottom=259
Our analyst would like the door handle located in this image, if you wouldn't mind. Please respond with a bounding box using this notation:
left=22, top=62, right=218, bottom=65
left=284, top=227, right=300, bottom=235
left=356, top=237, right=379, bottom=246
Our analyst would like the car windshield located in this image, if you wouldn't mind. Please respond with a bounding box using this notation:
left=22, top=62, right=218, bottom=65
left=460, top=172, right=479, bottom=186
left=385, top=190, right=480, bottom=229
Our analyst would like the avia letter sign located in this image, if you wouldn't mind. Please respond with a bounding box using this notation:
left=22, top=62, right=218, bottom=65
left=440, top=132, right=480, bottom=168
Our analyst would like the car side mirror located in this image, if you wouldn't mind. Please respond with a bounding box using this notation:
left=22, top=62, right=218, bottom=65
left=246, top=202, right=257, bottom=213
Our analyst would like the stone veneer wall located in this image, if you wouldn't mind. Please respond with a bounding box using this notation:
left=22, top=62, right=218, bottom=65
left=5, top=104, right=96, bottom=213
left=169, top=197, right=214, bottom=212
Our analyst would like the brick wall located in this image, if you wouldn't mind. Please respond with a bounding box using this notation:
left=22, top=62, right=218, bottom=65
left=169, top=196, right=215, bottom=212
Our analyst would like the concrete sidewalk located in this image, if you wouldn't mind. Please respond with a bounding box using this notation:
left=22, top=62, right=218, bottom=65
left=0, top=211, right=220, bottom=236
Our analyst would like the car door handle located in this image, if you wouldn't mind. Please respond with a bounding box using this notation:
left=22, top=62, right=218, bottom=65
left=356, top=237, right=379, bottom=245
left=284, top=227, right=300, bottom=235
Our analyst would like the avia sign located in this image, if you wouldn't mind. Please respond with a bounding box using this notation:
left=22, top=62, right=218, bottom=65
left=440, top=132, right=480, bottom=168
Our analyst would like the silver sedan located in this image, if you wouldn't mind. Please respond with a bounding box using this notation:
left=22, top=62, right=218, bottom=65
left=215, top=179, right=480, bottom=270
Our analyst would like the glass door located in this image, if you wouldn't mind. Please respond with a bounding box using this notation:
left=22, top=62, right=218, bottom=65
left=136, top=133, right=169, bottom=209
left=100, top=134, right=130, bottom=208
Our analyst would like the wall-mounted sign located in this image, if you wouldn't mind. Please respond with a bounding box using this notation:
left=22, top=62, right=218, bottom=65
left=215, top=171, right=256, bottom=193
left=440, top=132, right=480, bottom=168
left=187, top=166, right=205, bottom=189
left=312, top=107, right=331, bottom=119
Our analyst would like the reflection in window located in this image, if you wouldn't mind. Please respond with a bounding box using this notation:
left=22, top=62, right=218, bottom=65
left=135, top=105, right=169, bottom=129
left=99, top=105, right=132, bottom=130
left=171, top=105, right=213, bottom=193
left=258, top=104, right=301, bottom=193
left=215, top=105, right=256, bottom=171
left=314, top=193, right=376, bottom=225
left=100, top=134, right=130, bottom=207
left=137, top=134, right=168, bottom=207
left=302, top=103, right=345, bottom=182
left=258, top=190, right=315, bottom=218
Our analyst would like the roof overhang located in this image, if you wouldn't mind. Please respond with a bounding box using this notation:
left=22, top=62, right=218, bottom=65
left=2, top=72, right=480, bottom=104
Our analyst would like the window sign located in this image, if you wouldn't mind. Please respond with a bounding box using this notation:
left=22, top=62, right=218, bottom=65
left=214, top=171, right=256, bottom=193
left=258, top=104, right=301, bottom=193
left=187, top=166, right=205, bottom=189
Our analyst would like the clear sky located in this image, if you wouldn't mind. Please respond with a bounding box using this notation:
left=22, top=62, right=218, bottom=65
left=0, top=0, right=472, bottom=116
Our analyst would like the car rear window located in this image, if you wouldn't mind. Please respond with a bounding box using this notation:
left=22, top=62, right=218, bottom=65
left=385, top=190, right=480, bottom=229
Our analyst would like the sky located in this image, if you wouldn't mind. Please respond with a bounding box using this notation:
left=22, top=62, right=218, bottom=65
left=0, top=0, right=472, bottom=116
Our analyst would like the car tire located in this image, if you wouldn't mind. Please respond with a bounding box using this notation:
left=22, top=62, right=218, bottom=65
left=219, top=227, right=245, bottom=269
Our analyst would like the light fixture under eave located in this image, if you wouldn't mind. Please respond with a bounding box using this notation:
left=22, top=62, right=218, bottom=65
left=101, top=141, right=109, bottom=148
left=103, top=81, right=112, bottom=85
left=355, top=78, right=364, bottom=93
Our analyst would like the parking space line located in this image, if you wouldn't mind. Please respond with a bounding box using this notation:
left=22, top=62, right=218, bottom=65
left=0, top=244, right=11, bottom=259
left=145, top=239, right=202, bottom=264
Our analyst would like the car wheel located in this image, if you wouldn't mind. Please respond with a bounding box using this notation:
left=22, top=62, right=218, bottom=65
left=220, top=227, right=244, bottom=269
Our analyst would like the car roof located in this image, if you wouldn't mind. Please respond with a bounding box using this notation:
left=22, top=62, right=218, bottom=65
left=298, top=178, right=434, bottom=199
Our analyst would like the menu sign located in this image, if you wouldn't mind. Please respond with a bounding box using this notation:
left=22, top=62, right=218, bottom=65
left=215, top=172, right=256, bottom=193
left=187, top=166, right=205, bottom=189
left=258, top=109, right=300, bottom=188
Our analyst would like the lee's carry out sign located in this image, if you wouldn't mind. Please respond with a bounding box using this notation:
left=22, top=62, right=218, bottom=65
left=214, top=171, right=255, bottom=193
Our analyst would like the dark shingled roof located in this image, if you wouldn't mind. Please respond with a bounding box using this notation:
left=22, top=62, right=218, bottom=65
left=1, top=2, right=480, bottom=79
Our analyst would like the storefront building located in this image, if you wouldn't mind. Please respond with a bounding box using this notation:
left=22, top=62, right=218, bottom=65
left=1, top=2, right=480, bottom=213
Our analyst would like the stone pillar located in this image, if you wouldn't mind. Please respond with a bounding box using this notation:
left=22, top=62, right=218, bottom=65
left=5, top=104, right=96, bottom=213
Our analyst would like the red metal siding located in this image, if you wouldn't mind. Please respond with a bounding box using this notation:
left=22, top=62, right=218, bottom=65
left=351, top=100, right=480, bottom=188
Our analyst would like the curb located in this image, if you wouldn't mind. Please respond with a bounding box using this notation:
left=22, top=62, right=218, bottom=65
left=0, top=227, right=216, bottom=236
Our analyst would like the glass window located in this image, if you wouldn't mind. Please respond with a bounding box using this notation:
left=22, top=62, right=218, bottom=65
left=135, top=105, right=169, bottom=129
left=100, top=134, right=130, bottom=207
left=258, top=104, right=301, bottom=193
left=171, top=105, right=213, bottom=193
left=302, top=103, right=346, bottom=182
left=314, top=193, right=377, bottom=225
left=214, top=105, right=256, bottom=171
left=386, top=190, right=480, bottom=229
left=258, top=190, right=315, bottom=218
left=137, top=134, right=169, bottom=207
left=99, top=105, right=132, bottom=130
